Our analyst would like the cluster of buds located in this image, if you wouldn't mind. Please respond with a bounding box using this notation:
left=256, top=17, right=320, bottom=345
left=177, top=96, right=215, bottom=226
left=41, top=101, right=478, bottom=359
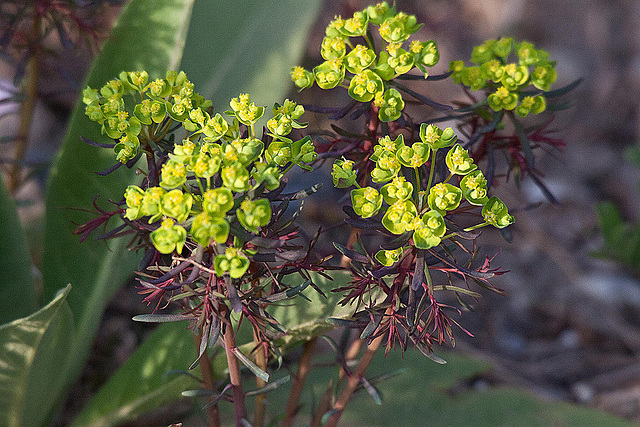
left=291, top=1, right=440, bottom=122
left=450, top=38, right=556, bottom=117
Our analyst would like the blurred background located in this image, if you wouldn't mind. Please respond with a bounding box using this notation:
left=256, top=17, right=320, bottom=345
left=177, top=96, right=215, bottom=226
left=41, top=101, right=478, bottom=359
left=2, top=0, right=640, bottom=424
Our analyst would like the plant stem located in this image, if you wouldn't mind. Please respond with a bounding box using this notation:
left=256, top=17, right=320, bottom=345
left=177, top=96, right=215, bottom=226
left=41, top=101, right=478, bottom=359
left=253, top=332, right=267, bottom=427
left=325, top=325, right=387, bottom=427
left=8, top=10, right=41, bottom=194
left=282, top=337, right=317, bottom=427
left=194, top=331, right=221, bottom=427
left=222, top=322, right=247, bottom=426
left=426, top=147, right=438, bottom=192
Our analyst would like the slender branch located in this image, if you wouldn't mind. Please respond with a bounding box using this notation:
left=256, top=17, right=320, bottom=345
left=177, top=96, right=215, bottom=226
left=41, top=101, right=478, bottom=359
left=223, top=322, right=247, bottom=426
left=194, top=330, right=220, bottom=427
left=283, top=337, right=317, bottom=427
left=253, top=332, right=267, bottom=427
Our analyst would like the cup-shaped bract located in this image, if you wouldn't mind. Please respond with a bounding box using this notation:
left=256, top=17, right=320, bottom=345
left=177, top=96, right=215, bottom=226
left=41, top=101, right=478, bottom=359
left=314, top=59, right=346, bottom=90
left=382, top=199, right=418, bottom=234
left=348, top=69, right=384, bottom=103
left=160, top=159, right=187, bottom=189
left=381, top=175, right=413, bottom=205
left=445, top=144, right=477, bottom=175
left=459, top=170, right=489, bottom=206
left=237, top=198, right=272, bottom=233
left=332, top=158, right=357, bottom=188
left=375, top=88, right=405, bottom=122
left=221, top=163, right=250, bottom=192
left=344, top=45, right=377, bottom=74
left=420, top=123, right=457, bottom=149
left=413, top=210, right=446, bottom=249
left=190, top=212, right=230, bottom=246
left=124, top=185, right=145, bottom=221
left=397, top=142, right=430, bottom=168
left=482, top=197, right=514, bottom=228
left=321, top=36, right=347, bottom=60
left=487, top=86, right=518, bottom=111
left=203, top=187, right=234, bottom=216
left=214, top=247, right=250, bottom=279
left=150, top=218, right=187, bottom=254
left=351, top=187, right=383, bottom=218
left=375, top=247, right=404, bottom=266
left=291, top=66, right=314, bottom=90
left=428, top=183, right=462, bottom=213
left=160, top=189, right=193, bottom=223
left=371, top=150, right=401, bottom=183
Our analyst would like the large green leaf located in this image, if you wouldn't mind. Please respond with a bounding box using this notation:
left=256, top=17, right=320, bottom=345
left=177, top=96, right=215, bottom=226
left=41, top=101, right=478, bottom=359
left=0, top=284, right=73, bottom=427
left=181, top=0, right=323, bottom=109
left=41, top=0, right=194, bottom=417
left=0, top=175, right=36, bottom=324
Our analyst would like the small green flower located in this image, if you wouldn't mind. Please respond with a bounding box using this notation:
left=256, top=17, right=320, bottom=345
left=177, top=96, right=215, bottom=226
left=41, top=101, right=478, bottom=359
left=501, top=63, right=529, bottom=91
left=291, top=66, right=314, bottom=90
left=193, top=152, right=222, bottom=178
left=471, top=40, right=496, bottom=65
left=82, top=87, right=100, bottom=105
left=314, top=58, right=346, bottom=90
left=374, top=88, right=405, bottom=122
left=160, top=189, right=192, bottom=223
left=124, top=185, right=145, bottom=221
left=365, top=2, right=395, bottom=25
left=253, top=162, right=282, bottom=190
left=230, top=93, right=264, bottom=126
left=190, top=212, right=230, bottom=246
left=223, top=138, right=264, bottom=166
left=371, top=134, right=404, bottom=162
left=351, top=187, right=383, bottom=218
left=265, top=140, right=292, bottom=166
left=382, top=199, right=418, bottom=234
left=321, top=36, right=347, bottom=60
left=482, top=196, right=514, bottom=228
left=531, top=63, right=556, bottom=91
left=488, top=86, right=518, bottom=111
left=516, top=41, right=549, bottom=67
left=427, top=183, right=462, bottom=213
left=480, top=59, right=504, bottom=83
left=145, top=77, right=171, bottom=99
left=100, top=79, right=124, bottom=98
left=340, top=10, right=368, bottom=37
left=142, top=187, right=166, bottom=222
left=461, top=66, right=486, bottom=91
left=202, top=113, right=228, bottom=141
left=385, top=43, right=414, bottom=75
left=332, top=158, right=357, bottom=188
left=291, top=136, right=317, bottom=168
left=411, top=40, right=439, bottom=76
left=134, top=98, right=166, bottom=125
left=380, top=175, right=413, bottom=205
left=449, top=60, right=465, bottom=84
left=344, top=45, right=377, bottom=74
left=378, top=12, right=422, bottom=43
left=169, top=139, right=198, bottom=166
left=150, top=218, right=187, bottom=254
left=459, top=170, right=489, bottom=206
left=166, top=95, right=192, bottom=122
left=221, top=163, right=250, bottom=192
left=85, top=102, right=104, bottom=123
left=214, top=247, right=250, bottom=279
left=397, top=142, right=430, bottom=168
left=413, top=210, right=446, bottom=249
left=492, top=37, right=513, bottom=61
left=113, top=133, right=140, bottom=164
left=371, top=150, right=401, bottom=183
left=375, top=247, right=404, bottom=266
left=445, top=144, right=477, bottom=175
left=237, top=198, right=272, bottom=233
left=515, top=95, right=546, bottom=118
left=419, top=123, right=457, bottom=149
left=120, top=71, right=149, bottom=92
left=203, top=187, right=234, bottom=216
left=160, top=159, right=187, bottom=189
left=348, top=69, right=384, bottom=102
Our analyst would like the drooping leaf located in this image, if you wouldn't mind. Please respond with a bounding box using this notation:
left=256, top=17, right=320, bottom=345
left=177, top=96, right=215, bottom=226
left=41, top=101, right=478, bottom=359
left=0, top=174, right=36, bottom=324
left=0, top=285, right=73, bottom=427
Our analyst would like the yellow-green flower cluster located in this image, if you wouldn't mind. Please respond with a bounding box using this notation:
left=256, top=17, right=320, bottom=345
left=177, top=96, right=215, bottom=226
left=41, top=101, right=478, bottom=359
left=291, top=2, right=440, bottom=122
left=333, top=124, right=513, bottom=261
left=449, top=38, right=556, bottom=117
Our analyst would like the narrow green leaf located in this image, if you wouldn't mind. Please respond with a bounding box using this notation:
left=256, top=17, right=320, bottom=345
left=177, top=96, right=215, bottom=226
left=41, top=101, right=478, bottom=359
left=132, top=313, right=190, bottom=323
left=232, top=347, right=270, bottom=382
left=41, top=0, right=195, bottom=422
left=0, top=284, right=73, bottom=427
left=0, top=174, right=36, bottom=324
left=245, top=375, right=290, bottom=397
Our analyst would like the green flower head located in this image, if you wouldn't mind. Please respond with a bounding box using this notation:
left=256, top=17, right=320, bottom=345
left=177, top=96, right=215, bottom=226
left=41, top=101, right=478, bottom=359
left=142, top=187, right=166, bottom=222
left=374, top=88, right=405, bottom=122
left=461, top=66, right=486, bottom=91
left=160, top=159, right=187, bottom=190
left=419, top=123, right=457, bottom=149
left=214, top=247, right=250, bottom=279
left=230, top=93, right=265, bottom=125
left=501, top=63, right=529, bottom=91
left=348, top=69, right=384, bottom=103
left=321, top=36, right=347, bottom=60
left=351, top=187, right=383, bottom=218
left=190, top=212, right=230, bottom=246
left=113, top=133, right=140, bottom=164
left=365, top=2, right=395, bottom=25
left=516, top=41, right=549, bottom=67
left=459, top=170, right=489, bottom=206
left=291, top=136, right=317, bottom=168
left=221, top=163, right=250, bottom=192
left=332, top=158, right=357, bottom=188
left=291, top=66, right=314, bottom=90
left=413, top=210, right=446, bottom=249
left=445, top=144, right=477, bottom=175
left=375, top=247, right=404, bottom=266
left=193, top=152, right=222, bottom=178
left=488, top=86, right=518, bottom=111
left=371, top=150, right=401, bottom=183
left=471, top=40, right=496, bottom=65
left=381, top=175, right=413, bottom=205
left=531, top=63, right=557, bottom=91
left=340, top=10, right=368, bottom=37
left=160, top=189, right=192, bottom=223
left=378, top=12, right=422, bottom=43
left=449, top=60, right=465, bottom=84
left=134, top=98, right=166, bottom=125
left=146, top=77, right=171, bottom=99
left=428, top=182, right=462, bottom=213
left=344, top=45, right=376, bottom=74
left=202, top=113, right=228, bottom=141
left=397, top=142, right=430, bottom=168
left=515, top=95, right=546, bottom=118
left=314, top=58, right=346, bottom=90
left=371, top=134, right=404, bottom=162
left=481, top=59, right=504, bottom=83
left=203, top=187, right=234, bottom=216
left=265, top=140, right=292, bottom=166
left=150, top=218, right=187, bottom=254
left=482, top=196, right=514, bottom=228
left=237, top=198, right=272, bottom=233
left=253, top=162, right=282, bottom=191
left=411, top=40, right=439, bottom=76
left=382, top=199, right=418, bottom=234
left=124, top=185, right=145, bottom=221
